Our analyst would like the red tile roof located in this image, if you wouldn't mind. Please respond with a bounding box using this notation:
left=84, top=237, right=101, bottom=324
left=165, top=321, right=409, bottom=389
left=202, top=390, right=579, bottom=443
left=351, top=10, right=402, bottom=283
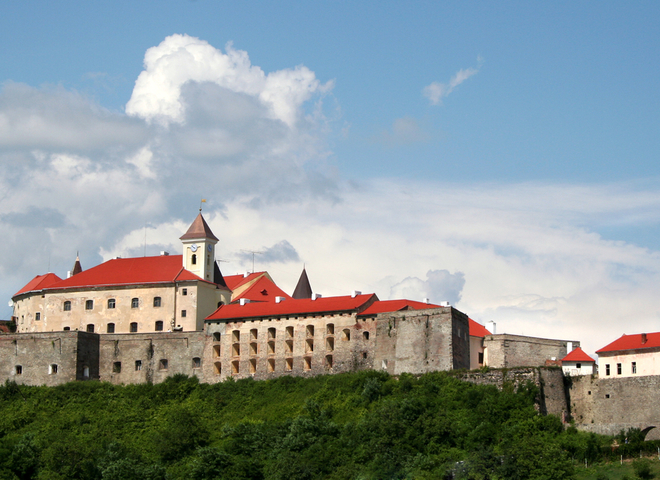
left=223, top=272, right=266, bottom=291
left=596, top=332, right=660, bottom=354
left=206, top=294, right=378, bottom=321
left=14, top=273, right=62, bottom=296
left=562, top=347, right=595, bottom=363
left=231, top=276, right=291, bottom=303
left=358, top=299, right=440, bottom=316
left=469, top=319, right=492, bottom=338
left=13, top=255, right=215, bottom=297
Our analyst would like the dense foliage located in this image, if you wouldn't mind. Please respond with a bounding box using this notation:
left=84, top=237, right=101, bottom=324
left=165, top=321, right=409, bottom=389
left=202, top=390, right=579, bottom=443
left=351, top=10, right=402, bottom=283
left=0, top=371, right=636, bottom=479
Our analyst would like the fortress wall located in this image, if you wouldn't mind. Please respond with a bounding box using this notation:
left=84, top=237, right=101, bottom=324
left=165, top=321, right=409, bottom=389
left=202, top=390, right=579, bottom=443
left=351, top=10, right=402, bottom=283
left=98, top=332, right=206, bottom=384
left=569, top=374, right=660, bottom=438
left=484, top=334, right=579, bottom=368
left=374, top=307, right=469, bottom=375
left=0, top=332, right=96, bottom=386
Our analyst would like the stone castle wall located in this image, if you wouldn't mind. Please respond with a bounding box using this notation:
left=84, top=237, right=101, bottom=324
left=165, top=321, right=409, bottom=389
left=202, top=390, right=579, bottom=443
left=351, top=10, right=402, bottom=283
left=484, top=334, right=579, bottom=368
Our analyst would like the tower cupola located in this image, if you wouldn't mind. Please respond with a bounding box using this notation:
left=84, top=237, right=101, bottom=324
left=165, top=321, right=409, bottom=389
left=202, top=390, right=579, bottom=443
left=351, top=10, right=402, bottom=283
left=180, top=212, right=219, bottom=282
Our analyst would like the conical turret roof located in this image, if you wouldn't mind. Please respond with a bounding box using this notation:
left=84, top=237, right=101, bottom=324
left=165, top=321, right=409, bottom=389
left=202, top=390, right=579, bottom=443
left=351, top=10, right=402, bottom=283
left=292, top=267, right=313, bottom=299
left=71, top=255, right=83, bottom=276
left=179, top=213, right=219, bottom=242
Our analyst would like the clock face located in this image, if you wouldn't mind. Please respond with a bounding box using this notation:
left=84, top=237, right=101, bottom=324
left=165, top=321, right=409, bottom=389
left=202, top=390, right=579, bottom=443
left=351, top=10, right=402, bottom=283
left=190, top=244, right=198, bottom=252
left=207, top=244, right=212, bottom=252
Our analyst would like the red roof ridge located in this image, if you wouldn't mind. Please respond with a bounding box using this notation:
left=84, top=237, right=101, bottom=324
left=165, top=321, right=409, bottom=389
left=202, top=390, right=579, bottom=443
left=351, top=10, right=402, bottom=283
left=562, top=347, right=595, bottom=363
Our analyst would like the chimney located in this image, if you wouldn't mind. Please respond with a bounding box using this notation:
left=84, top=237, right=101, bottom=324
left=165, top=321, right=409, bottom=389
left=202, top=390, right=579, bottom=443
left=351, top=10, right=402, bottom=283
left=351, top=290, right=361, bottom=298
left=439, top=301, right=450, bottom=307
left=67, top=271, right=72, bottom=278
left=311, top=293, right=322, bottom=301
left=642, top=333, right=648, bottom=344
left=486, top=321, right=496, bottom=335
left=275, top=296, right=285, bottom=304
left=239, top=298, right=251, bottom=306
left=160, top=251, right=169, bottom=256
left=243, top=272, right=250, bottom=278
left=424, top=298, right=430, bottom=304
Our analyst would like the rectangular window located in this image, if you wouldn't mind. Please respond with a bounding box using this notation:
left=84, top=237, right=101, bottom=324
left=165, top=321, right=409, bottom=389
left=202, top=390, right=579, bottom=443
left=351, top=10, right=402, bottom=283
left=113, top=362, right=121, bottom=373
left=605, top=364, right=610, bottom=376
left=617, top=363, right=622, bottom=375
left=135, top=360, right=142, bottom=371
left=576, top=362, right=582, bottom=369
left=107, top=323, right=115, bottom=333
left=159, top=359, right=168, bottom=370
left=63, top=326, right=70, bottom=331
left=182, top=288, right=187, bottom=296
left=63, top=301, right=71, bottom=311
left=86, top=324, right=95, bottom=333
left=192, top=357, right=201, bottom=368
left=632, top=362, right=637, bottom=374
left=49, top=364, right=58, bottom=374
left=131, top=298, right=139, bottom=308
left=107, top=298, right=115, bottom=309
left=35, top=312, right=41, bottom=320
left=85, top=300, right=93, bottom=310
left=130, top=322, right=138, bottom=332
left=478, top=352, right=484, bottom=364
left=155, top=321, right=163, bottom=331
left=15, top=365, right=22, bottom=375
left=181, top=310, right=187, bottom=317
left=153, top=297, right=161, bottom=307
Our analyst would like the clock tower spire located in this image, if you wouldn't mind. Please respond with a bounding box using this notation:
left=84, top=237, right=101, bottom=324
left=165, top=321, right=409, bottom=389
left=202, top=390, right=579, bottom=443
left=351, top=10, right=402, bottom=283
left=180, top=212, right=219, bottom=282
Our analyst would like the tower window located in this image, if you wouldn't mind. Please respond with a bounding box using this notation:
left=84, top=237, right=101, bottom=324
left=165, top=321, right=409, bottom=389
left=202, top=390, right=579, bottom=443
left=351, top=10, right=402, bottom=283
left=107, top=323, right=115, bottom=333
left=131, top=298, right=139, bottom=308
left=130, top=322, right=138, bottom=333
left=155, top=321, right=163, bottom=331
left=181, top=310, right=187, bottom=318
left=191, top=254, right=197, bottom=265
left=63, top=301, right=71, bottom=311
left=153, top=297, right=161, bottom=307
left=632, top=362, right=637, bottom=374
left=107, top=298, right=115, bottom=309
left=85, top=300, right=93, bottom=310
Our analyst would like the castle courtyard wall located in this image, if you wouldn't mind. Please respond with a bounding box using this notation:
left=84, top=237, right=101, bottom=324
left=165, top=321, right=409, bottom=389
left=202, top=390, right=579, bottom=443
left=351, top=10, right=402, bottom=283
left=484, top=334, right=579, bottom=368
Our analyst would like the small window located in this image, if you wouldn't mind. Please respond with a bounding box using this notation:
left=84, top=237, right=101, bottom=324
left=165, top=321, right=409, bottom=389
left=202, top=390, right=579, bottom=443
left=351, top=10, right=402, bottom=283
left=268, top=341, right=275, bottom=355
left=86, top=324, right=95, bottom=333
left=303, top=357, right=311, bottom=371
left=155, top=321, right=163, bottom=331
left=63, top=301, right=71, bottom=311
left=191, top=254, right=197, bottom=265
left=362, top=352, right=368, bottom=359
left=285, top=340, right=293, bottom=354
left=107, top=298, right=115, bottom=309
left=326, top=337, right=334, bottom=352
left=213, top=332, right=221, bottom=342
left=182, top=288, right=187, bottom=296
left=232, top=330, right=240, bottom=342
left=268, top=327, right=276, bottom=339
left=107, top=323, right=115, bottom=333
left=181, top=310, right=187, bottom=318
left=214, top=362, right=222, bottom=375
left=83, top=366, right=89, bottom=378
left=63, top=326, right=70, bottom=331
left=617, top=363, right=622, bottom=375
left=49, top=364, right=58, bottom=375
left=159, top=359, right=168, bottom=370
left=605, top=394, right=610, bottom=399
left=192, top=357, right=201, bottom=368
left=135, top=360, right=142, bottom=371
left=85, top=300, right=93, bottom=310
left=286, top=326, right=294, bottom=338
left=478, top=352, right=484, bottom=364
left=35, top=312, right=41, bottom=321
left=217, top=301, right=224, bottom=308
left=268, top=358, right=275, bottom=372
left=342, top=329, right=351, bottom=341
left=130, top=322, right=138, bottom=333
left=113, top=362, right=121, bottom=373
left=231, top=360, right=239, bottom=375
left=285, top=358, right=293, bottom=371
left=232, top=344, right=240, bottom=357
left=632, top=362, right=637, bottom=374
left=306, top=325, right=314, bottom=337
left=249, top=342, right=258, bottom=355
left=605, top=364, right=610, bottom=376
left=363, top=331, right=370, bottom=340
left=250, top=328, right=258, bottom=340
left=326, top=324, right=334, bottom=335
left=305, top=339, right=314, bottom=353
left=213, top=345, right=221, bottom=357
left=325, top=355, right=333, bottom=368
left=249, top=358, right=257, bottom=374
left=14, top=365, right=22, bottom=375
left=131, top=298, right=139, bottom=308
left=153, top=297, right=161, bottom=308
left=576, top=362, right=582, bottom=369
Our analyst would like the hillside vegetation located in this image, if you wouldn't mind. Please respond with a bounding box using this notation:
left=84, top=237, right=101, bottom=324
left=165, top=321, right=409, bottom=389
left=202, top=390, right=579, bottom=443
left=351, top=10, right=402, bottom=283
left=0, top=371, right=644, bottom=479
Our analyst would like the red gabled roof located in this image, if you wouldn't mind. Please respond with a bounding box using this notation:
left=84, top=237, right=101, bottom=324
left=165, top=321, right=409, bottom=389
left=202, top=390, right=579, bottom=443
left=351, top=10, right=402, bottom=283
left=223, top=272, right=266, bottom=291
left=358, top=299, right=440, bottom=316
left=562, top=347, right=595, bottom=363
left=14, top=273, right=62, bottom=297
left=14, top=255, right=215, bottom=297
left=232, top=276, right=291, bottom=303
left=596, top=332, right=660, bottom=354
left=206, top=294, right=377, bottom=321
left=469, top=319, right=492, bottom=338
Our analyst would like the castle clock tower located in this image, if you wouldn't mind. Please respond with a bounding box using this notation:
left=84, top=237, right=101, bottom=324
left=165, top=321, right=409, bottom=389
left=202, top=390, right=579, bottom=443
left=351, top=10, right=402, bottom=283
left=180, top=211, right=219, bottom=282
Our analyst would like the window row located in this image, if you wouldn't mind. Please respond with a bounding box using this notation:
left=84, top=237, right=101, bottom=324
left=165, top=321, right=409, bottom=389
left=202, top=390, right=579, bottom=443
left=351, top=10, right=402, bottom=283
left=214, top=355, right=335, bottom=376
left=64, top=297, right=164, bottom=311
left=14, top=364, right=59, bottom=375
left=219, top=325, right=368, bottom=343
left=112, top=357, right=201, bottom=373
left=215, top=340, right=370, bottom=358
left=604, top=362, right=637, bottom=376
left=74, top=320, right=169, bottom=333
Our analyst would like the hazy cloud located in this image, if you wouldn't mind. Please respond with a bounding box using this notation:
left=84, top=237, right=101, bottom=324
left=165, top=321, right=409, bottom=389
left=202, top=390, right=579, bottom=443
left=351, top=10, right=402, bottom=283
left=423, top=59, right=482, bottom=105
left=375, top=116, right=430, bottom=146
left=390, top=269, right=466, bottom=305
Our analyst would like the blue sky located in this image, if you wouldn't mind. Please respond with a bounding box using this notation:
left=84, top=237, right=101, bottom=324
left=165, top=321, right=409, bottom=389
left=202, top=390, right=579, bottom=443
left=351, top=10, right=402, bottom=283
left=1, top=1, right=659, bottom=355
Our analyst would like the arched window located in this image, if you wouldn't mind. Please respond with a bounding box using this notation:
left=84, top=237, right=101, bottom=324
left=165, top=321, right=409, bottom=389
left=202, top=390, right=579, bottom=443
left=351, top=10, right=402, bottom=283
left=63, top=301, right=71, bottom=311
left=107, top=298, right=116, bottom=309
left=153, top=297, right=161, bottom=307
left=191, top=254, right=197, bottom=265
left=85, top=300, right=93, bottom=310
left=130, top=322, right=138, bottom=333
left=107, top=323, right=115, bottom=333
left=86, top=324, right=94, bottom=333
left=155, top=321, right=163, bottom=331
left=131, top=298, right=139, bottom=308
left=363, top=331, right=370, bottom=340
left=192, top=357, right=201, bottom=368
